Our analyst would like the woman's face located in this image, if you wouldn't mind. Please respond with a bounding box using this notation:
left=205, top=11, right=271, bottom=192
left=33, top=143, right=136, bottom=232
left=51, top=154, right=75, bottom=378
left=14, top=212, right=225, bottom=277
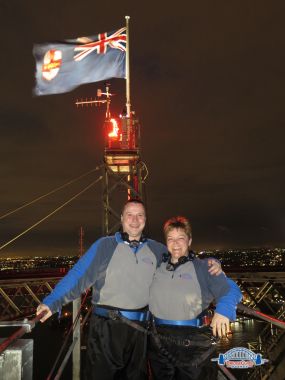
left=166, top=228, right=192, bottom=263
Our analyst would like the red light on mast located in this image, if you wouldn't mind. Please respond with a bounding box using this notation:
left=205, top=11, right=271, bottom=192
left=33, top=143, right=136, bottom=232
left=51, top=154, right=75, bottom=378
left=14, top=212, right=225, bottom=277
left=108, top=118, right=119, bottom=139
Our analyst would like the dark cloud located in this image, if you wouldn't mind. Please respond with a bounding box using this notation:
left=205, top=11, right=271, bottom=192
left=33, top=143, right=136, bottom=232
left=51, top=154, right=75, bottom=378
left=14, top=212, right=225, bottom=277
left=0, top=1, right=285, bottom=256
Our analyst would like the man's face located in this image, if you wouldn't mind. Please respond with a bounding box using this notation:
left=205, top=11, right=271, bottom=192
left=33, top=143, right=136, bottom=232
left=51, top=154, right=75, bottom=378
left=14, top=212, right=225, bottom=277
left=166, top=228, right=192, bottom=263
left=121, top=202, right=146, bottom=241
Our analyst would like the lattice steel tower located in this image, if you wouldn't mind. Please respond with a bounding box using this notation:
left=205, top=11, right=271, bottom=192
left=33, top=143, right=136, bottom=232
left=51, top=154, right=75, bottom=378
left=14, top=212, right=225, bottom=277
left=102, top=109, right=146, bottom=235
left=76, top=82, right=147, bottom=235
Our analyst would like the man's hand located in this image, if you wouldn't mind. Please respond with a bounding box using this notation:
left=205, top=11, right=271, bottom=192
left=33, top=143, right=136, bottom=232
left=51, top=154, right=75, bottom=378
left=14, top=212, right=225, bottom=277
left=36, top=303, right=52, bottom=322
left=208, top=259, right=222, bottom=276
left=211, top=312, right=230, bottom=337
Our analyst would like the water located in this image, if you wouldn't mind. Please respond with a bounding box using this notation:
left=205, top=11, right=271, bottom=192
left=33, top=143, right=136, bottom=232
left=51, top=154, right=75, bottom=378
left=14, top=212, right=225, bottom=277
left=218, top=318, right=265, bottom=350
left=216, top=318, right=268, bottom=380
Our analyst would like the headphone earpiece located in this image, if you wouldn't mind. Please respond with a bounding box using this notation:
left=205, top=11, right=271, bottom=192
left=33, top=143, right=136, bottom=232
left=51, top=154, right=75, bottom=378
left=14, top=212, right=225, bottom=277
left=140, top=235, right=147, bottom=243
left=178, top=256, right=188, bottom=265
left=162, top=253, right=170, bottom=263
left=166, top=253, right=193, bottom=271
left=120, top=232, right=130, bottom=242
left=120, top=232, right=147, bottom=246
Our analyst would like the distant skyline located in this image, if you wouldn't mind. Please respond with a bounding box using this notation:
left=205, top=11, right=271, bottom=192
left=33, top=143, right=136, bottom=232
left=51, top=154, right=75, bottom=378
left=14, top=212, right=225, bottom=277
left=1, top=246, right=284, bottom=262
left=1, top=1, right=285, bottom=257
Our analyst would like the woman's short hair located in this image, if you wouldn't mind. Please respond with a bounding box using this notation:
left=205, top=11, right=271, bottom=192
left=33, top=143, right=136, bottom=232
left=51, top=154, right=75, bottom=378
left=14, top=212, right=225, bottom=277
left=163, top=216, right=192, bottom=239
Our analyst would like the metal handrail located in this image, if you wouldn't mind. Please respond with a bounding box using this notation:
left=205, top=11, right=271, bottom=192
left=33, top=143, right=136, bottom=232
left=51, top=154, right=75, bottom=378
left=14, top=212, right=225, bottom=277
left=54, top=337, right=79, bottom=380
left=1, top=302, right=284, bottom=379
left=0, top=311, right=45, bottom=354
left=218, top=365, right=238, bottom=380
left=237, top=303, right=285, bottom=329
left=47, top=292, right=90, bottom=380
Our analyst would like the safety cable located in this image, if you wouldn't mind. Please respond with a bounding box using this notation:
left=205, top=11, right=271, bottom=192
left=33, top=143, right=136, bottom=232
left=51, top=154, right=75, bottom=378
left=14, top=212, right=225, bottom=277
left=140, top=161, right=149, bottom=182
left=110, top=311, right=217, bottom=368
left=46, top=291, right=90, bottom=380
left=0, top=176, right=102, bottom=252
left=54, top=337, right=79, bottom=380
left=108, top=310, right=216, bottom=348
left=0, top=165, right=103, bottom=220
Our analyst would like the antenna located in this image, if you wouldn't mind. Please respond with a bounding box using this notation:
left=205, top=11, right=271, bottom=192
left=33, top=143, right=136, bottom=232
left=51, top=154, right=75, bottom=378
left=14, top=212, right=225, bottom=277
left=75, top=82, right=115, bottom=119
left=78, top=226, right=84, bottom=257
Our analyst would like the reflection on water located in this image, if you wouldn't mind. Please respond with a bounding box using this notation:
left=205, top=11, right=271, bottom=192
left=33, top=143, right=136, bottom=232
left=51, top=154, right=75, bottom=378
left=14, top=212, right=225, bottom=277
left=216, top=318, right=268, bottom=380
left=218, top=318, right=266, bottom=350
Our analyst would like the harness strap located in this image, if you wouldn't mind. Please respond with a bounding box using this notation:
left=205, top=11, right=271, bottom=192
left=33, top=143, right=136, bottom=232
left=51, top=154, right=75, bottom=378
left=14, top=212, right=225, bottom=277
left=108, top=310, right=215, bottom=349
left=94, top=306, right=150, bottom=322
left=154, top=317, right=202, bottom=327
left=151, top=321, right=216, bottom=368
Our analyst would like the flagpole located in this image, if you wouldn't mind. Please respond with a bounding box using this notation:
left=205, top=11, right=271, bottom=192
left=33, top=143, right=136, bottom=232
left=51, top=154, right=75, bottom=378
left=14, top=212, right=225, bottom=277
left=125, top=15, right=131, bottom=117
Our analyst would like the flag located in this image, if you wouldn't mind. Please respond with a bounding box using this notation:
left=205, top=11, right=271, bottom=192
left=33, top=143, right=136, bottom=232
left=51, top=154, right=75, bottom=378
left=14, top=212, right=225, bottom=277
left=33, top=28, right=126, bottom=96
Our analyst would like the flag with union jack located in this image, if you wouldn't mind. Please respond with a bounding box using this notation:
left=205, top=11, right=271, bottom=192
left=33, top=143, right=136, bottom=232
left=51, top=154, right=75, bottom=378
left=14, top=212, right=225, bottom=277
left=33, top=28, right=126, bottom=96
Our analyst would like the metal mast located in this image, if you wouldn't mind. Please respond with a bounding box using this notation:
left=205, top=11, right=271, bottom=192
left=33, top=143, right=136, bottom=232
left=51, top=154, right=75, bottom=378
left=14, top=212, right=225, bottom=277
left=76, top=16, right=147, bottom=235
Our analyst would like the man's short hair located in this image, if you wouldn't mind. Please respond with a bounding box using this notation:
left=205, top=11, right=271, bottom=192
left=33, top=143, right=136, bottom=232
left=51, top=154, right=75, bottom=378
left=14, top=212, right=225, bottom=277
left=163, top=216, right=192, bottom=239
left=121, top=198, right=146, bottom=215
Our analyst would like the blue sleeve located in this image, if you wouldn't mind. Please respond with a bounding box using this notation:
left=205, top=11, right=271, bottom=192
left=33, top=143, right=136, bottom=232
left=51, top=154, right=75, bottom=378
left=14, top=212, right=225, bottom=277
left=43, top=239, right=102, bottom=314
left=215, top=278, right=242, bottom=321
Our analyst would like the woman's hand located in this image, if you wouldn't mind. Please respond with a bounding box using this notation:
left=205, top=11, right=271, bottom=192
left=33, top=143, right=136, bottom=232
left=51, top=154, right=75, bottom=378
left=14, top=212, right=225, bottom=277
left=208, top=259, right=223, bottom=276
left=210, top=312, right=230, bottom=337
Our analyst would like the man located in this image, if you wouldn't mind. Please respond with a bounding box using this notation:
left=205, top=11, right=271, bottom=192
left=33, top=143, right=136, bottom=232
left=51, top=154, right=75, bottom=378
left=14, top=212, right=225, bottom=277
left=37, top=199, right=221, bottom=380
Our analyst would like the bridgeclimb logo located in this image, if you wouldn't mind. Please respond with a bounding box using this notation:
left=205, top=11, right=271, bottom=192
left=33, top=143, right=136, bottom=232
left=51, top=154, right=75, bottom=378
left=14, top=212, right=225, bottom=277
left=211, top=347, right=269, bottom=369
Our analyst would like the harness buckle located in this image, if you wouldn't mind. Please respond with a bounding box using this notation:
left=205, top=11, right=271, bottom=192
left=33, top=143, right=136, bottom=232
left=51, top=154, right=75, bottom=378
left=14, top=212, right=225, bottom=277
left=183, top=339, right=191, bottom=347
left=108, top=310, right=120, bottom=320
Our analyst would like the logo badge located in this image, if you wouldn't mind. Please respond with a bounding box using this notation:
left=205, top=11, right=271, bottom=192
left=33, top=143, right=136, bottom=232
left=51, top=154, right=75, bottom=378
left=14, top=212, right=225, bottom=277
left=211, top=347, right=269, bottom=369
left=42, top=49, right=62, bottom=81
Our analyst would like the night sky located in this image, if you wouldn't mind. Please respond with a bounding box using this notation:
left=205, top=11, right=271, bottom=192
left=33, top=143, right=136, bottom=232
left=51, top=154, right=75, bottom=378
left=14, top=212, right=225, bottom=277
left=1, top=1, right=285, bottom=257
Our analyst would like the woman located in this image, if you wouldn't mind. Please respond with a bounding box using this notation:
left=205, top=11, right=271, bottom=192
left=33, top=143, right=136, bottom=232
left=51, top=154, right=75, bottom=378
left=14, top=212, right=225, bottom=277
left=148, top=216, right=242, bottom=380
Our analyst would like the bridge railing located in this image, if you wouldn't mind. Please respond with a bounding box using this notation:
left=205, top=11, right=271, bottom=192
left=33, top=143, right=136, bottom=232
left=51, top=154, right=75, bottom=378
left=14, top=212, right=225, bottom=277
left=2, top=271, right=285, bottom=379
left=0, top=276, right=63, bottom=321
left=0, top=296, right=87, bottom=380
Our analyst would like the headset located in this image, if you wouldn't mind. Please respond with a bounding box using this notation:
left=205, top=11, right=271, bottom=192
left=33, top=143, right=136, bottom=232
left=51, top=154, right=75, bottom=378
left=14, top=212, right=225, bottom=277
left=163, top=251, right=195, bottom=271
left=120, top=232, right=147, bottom=248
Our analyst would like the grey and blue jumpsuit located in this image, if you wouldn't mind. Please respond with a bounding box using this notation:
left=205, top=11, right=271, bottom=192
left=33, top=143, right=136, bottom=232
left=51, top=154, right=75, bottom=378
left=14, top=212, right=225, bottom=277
left=43, top=232, right=165, bottom=380
left=148, top=257, right=242, bottom=380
